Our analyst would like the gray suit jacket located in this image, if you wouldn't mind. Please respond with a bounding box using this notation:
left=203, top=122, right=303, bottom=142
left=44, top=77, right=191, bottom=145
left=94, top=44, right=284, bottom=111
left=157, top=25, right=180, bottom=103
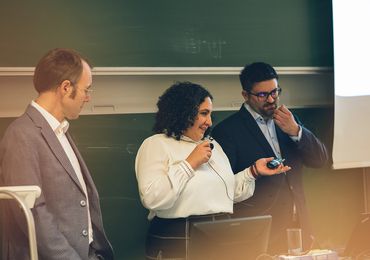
left=0, top=105, right=113, bottom=260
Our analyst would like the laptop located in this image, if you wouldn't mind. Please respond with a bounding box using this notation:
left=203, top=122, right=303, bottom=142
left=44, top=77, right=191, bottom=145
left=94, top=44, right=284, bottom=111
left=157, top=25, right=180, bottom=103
left=189, top=215, right=272, bottom=260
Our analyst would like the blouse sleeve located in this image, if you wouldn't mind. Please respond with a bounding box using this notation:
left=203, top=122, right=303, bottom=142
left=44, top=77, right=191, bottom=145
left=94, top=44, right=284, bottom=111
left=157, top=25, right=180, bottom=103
left=233, top=167, right=255, bottom=203
left=135, top=136, right=195, bottom=211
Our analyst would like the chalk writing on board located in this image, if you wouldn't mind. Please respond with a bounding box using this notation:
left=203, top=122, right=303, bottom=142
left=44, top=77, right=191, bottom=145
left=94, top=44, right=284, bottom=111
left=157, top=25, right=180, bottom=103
left=184, top=37, right=226, bottom=59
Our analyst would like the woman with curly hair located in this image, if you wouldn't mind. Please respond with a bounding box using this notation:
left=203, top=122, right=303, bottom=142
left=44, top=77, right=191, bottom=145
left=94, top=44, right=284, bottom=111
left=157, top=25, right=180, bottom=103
left=135, top=81, right=290, bottom=260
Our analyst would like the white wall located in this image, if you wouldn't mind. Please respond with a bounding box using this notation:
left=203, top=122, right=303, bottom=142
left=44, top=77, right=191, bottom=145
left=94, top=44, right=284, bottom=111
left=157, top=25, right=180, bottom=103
left=0, top=67, right=333, bottom=117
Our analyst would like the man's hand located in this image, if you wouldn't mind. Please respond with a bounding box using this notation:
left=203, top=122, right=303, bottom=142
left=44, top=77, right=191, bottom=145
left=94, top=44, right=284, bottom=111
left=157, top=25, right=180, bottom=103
left=273, top=105, right=299, bottom=136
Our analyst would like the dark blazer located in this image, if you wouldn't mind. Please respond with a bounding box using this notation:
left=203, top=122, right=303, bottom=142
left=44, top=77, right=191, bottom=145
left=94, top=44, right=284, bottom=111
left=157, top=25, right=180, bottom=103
left=0, top=105, right=113, bottom=260
left=212, top=105, right=328, bottom=253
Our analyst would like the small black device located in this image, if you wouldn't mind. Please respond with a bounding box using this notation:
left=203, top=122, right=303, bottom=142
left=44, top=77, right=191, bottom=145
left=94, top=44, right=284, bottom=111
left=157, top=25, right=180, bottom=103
left=267, top=158, right=285, bottom=169
left=206, top=136, right=214, bottom=150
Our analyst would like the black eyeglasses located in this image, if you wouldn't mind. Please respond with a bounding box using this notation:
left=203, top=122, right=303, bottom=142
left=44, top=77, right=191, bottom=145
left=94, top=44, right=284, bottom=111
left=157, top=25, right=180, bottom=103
left=248, top=87, right=282, bottom=101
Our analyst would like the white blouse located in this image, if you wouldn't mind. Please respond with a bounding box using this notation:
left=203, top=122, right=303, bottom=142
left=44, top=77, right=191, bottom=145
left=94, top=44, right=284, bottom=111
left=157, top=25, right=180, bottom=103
left=135, top=134, right=255, bottom=219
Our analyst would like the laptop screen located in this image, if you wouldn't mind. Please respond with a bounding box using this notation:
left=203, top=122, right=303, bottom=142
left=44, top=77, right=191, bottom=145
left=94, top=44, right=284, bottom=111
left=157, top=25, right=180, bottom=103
left=189, top=215, right=272, bottom=260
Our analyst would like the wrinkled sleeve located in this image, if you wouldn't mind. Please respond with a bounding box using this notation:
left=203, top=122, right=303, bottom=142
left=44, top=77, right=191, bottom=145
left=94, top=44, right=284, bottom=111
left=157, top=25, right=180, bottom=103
left=233, top=167, right=256, bottom=203
left=135, top=137, right=195, bottom=211
left=298, top=127, right=328, bottom=168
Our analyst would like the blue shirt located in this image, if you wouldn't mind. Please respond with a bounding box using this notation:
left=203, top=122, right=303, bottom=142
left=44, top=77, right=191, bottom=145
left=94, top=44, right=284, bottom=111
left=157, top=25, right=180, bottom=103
left=244, top=103, right=302, bottom=159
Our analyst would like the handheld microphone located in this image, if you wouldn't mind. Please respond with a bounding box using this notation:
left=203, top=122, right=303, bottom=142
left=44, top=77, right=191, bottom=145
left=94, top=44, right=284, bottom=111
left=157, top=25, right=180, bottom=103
left=206, top=136, right=214, bottom=150
left=205, top=135, right=214, bottom=150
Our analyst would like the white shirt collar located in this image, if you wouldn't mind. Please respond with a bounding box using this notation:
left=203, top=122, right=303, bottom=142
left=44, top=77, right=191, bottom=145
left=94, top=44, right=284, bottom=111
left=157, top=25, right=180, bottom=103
left=180, top=134, right=211, bottom=144
left=244, top=103, right=265, bottom=123
left=31, top=101, right=69, bottom=135
left=180, top=135, right=197, bottom=143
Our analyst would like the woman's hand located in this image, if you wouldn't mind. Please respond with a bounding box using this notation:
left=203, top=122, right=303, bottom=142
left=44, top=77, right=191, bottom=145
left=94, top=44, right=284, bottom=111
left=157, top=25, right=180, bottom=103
left=254, top=157, right=291, bottom=176
left=186, top=141, right=213, bottom=170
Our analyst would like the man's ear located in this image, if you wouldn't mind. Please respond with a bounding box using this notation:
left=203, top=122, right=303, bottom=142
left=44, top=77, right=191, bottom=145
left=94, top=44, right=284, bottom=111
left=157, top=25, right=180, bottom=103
left=242, top=90, right=249, bottom=101
left=59, top=80, right=72, bottom=95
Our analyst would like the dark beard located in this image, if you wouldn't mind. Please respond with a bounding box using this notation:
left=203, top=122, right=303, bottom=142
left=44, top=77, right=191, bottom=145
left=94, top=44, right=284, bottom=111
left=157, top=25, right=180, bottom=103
left=261, top=103, right=277, bottom=119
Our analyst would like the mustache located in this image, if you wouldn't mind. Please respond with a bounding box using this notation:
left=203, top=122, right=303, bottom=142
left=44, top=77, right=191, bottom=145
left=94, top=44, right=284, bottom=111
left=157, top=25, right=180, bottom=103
left=263, top=102, right=277, bottom=108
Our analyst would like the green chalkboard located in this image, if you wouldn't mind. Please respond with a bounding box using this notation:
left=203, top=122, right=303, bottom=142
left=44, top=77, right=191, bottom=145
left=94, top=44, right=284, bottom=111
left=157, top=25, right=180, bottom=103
left=0, top=0, right=333, bottom=67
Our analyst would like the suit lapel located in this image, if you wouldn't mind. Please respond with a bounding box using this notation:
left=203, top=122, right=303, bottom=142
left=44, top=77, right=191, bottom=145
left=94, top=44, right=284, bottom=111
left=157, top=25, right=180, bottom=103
left=26, top=105, right=85, bottom=194
left=67, top=133, right=104, bottom=230
left=67, top=132, right=98, bottom=196
left=238, top=106, right=276, bottom=157
left=275, top=126, right=291, bottom=159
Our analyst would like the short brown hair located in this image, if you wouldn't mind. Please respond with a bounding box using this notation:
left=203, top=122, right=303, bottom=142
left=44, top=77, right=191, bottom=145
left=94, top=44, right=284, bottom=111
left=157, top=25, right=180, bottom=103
left=33, top=48, right=91, bottom=93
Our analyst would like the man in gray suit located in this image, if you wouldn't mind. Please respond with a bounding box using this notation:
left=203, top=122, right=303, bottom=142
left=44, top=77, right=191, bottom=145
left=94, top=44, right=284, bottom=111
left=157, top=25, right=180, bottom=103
left=0, top=48, right=114, bottom=259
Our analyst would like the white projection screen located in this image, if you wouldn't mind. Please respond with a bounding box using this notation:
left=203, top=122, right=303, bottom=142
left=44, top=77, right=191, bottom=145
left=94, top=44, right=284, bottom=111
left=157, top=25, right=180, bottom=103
left=332, top=0, right=370, bottom=169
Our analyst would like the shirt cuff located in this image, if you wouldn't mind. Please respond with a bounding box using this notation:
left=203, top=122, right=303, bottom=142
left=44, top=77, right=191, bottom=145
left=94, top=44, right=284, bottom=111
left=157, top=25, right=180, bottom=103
left=180, top=160, right=195, bottom=178
left=290, top=125, right=302, bottom=142
left=245, top=167, right=257, bottom=180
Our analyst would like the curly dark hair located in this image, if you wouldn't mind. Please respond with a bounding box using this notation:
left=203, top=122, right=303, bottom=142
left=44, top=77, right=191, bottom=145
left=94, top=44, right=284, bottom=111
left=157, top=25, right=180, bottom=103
left=153, top=81, right=213, bottom=140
